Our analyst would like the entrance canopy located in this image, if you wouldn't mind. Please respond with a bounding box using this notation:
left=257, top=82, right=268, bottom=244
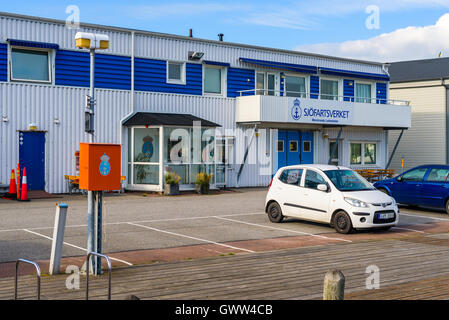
left=123, top=112, right=220, bottom=128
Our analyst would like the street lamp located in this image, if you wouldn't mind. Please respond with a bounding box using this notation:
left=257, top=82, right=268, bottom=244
left=75, top=32, right=109, bottom=275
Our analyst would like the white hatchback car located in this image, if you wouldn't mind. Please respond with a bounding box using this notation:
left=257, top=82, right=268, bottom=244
left=265, top=164, right=399, bottom=234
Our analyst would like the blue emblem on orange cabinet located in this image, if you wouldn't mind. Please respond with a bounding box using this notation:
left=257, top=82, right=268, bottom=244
left=99, top=153, right=111, bottom=176
left=291, top=99, right=302, bottom=121
left=142, top=135, right=154, bottom=158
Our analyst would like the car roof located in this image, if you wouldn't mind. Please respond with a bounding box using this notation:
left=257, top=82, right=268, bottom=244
left=414, top=164, right=449, bottom=169
left=278, top=164, right=351, bottom=172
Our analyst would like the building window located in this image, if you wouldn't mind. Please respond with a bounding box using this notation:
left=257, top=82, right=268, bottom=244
left=350, top=142, right=377, bottom=165
left=285, top=75, right=306, bottom=97
left=329, top=141, right=339, bottom=165
left=167, top=62, right=185, bottom=84
left=355, top=83, right=372, bottom=103
left=256, top=72, right=276, bottom=95
left=321, top=79, right=339, bottom=100
left=290, top=141, right=298, bottom=152
left=350, top=143, right=362, bottom=165
left=277, top=140, right=284, bottom=152
left=303, top=141, right=311, bottom=152
left=11, top=48, right=51, bottom=82
left=204, top=66, right=223, bottom=95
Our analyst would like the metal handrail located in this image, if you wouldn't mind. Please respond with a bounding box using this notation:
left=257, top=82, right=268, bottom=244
left=15, top=259, right=41, bottom=300
left=86, top=252, right=112, bottom=300
left=237, top=89, right=410, bottom=106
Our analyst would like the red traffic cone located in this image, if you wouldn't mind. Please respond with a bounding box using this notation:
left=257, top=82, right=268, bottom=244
left=2, top=170, right=17, bottom=200
left=16, top=164, right=21, bottom=200
left=19, top=167, right=29, bottom=202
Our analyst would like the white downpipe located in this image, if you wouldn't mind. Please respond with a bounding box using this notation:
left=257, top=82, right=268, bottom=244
left=130, top=31, right=135, bottom=113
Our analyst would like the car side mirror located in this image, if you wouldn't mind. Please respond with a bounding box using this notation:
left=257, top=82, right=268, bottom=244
left=397, top=176, right=403, bottom=182
left=317, top=184, right=328, bottom=192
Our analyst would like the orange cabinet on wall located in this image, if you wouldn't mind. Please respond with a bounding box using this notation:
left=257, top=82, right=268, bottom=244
left=79, top=143, right=121, bottom=191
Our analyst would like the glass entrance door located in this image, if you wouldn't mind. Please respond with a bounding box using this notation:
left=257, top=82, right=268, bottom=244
left=216, top=137, right=234, bottom=186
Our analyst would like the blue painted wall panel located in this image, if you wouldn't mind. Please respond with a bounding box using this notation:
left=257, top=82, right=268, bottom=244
left=343, top=79, right=355, bottom=102
left=227, top=67, right=255, bottom=98
left=376, top=82, right=387, bottom=104
left=0, top=43, right=8, bottom=82
left=310, top=76, right=319, bottom=99
left=134, top=57, right=202, bottom=95
left=55, top=50, right=131, bottom=90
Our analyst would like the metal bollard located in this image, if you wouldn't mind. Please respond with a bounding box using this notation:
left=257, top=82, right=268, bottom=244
left=323, top=270, right=345, bottom=300
left=49, top=203, right=68, bottom=275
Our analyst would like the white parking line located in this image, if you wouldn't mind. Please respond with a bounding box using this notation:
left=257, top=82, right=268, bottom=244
left=0, top=212, right=265, bottom=233
left=127, top=222, right=255, bottom=253
left=399, top=212, right=449, bottom=221
left=213, top=216, right=352, bottom=243
left=391, top=227, right=426, bottom=234
left=22, top=229, right=133, bottom=266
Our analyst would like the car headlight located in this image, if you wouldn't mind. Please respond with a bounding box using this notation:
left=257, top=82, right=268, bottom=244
left=344, top=197, right=369, bottom=208
left=390, top=197, right=397, bottom=206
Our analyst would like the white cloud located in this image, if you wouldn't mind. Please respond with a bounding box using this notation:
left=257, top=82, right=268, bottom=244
left=295, top=13, right=449, bottom=62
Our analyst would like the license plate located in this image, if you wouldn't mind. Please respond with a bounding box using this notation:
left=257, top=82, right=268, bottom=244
left=378, top=212, right=394, bottom=219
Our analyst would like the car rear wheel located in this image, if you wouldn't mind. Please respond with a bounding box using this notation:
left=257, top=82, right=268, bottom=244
left=267, top=202, right=284, bottom=223
left=333, top=211, right=353, bottom=234
left=445, top=199, right=449, bottom=214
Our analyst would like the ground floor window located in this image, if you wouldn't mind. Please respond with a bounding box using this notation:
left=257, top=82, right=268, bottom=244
left=350, top=142, right=377, bottom=165
left=127, top=126, right=216, bottom=189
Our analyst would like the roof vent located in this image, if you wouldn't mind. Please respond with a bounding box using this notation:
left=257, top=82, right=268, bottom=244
left=218, top=33, right=224, bottom=41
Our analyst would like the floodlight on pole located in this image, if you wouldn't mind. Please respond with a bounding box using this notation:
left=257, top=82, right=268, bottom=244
left=75, top=32, right=109, bottom=276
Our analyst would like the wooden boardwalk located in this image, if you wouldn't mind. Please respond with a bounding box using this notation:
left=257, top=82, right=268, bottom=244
left=3, top=234, right=449, bottom=300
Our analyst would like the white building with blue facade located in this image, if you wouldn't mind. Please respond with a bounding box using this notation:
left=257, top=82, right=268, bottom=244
left=0, top=12, right=411, bottom=194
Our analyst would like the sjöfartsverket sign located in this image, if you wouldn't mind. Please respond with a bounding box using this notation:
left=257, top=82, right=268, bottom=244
left=288, top=98, right=352, bottom=124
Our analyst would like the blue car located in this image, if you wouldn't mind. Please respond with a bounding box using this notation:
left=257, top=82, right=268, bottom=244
left=374, top=165, right=449, bottom=213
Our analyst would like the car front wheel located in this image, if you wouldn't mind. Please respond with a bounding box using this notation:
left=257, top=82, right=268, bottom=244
left=333, top=211, right=353, bottom=234
left=267, top=202, right=284, bottom=223
left=445, top=199, right=449, bottom=214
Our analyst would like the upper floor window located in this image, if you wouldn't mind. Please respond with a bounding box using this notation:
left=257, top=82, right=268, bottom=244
left=167, top=61, right=185, bottom=84
left=321, top=79, right=339, bottom=100
left=256, top=72, right=276, bottom=95
left=355, top=83, right=372, bottom=103
left=285, top=75, right=306, bottom=97
left=204, top=66, right=224, bottom=95
left=11, top=48, right=51, bottom=83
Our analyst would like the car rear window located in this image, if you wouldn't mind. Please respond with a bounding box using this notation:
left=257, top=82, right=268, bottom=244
left=279, top=169, right=303, bottom=186
left=426, top=168, right=449, bottom=182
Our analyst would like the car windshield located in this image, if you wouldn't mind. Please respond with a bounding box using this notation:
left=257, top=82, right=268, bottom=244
left=324, top=169, right=375, bottom=191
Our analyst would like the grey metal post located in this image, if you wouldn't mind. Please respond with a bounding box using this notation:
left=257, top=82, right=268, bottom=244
left=49, top=203, right=68, bottom=275
left=95, top=191, right=103, bottom=275
left=87, top=49, right=96, bottom=274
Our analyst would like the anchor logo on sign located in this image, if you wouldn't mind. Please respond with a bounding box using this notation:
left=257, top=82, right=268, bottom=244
left=291, top=98, right=302, bottom=121
left=99, top=153, right=111, bottom=176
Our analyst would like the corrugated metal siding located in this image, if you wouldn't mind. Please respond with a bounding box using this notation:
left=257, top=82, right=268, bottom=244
left=0, top=15, right=131, bottom=55
left=227, top=67, right=255, bottom=98
left=134, top=58, right=202, bottom=95
left=310, top=76, right=319, bottom=99
left=0, top=82, right=130, bottom=193
left=388, top=84, right=446, bottom=173
left=376, top=82, right=387, bottom=104
left=55, top=50, right=131, bottom=90
left=343, top=79, right=355, bottom=101
left=135, top=34, right=385, bottom=74
left=0, top=43, right=7, bottom=82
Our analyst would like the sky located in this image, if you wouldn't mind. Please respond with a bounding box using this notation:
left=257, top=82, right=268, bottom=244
left=2, top=0, right=449, bottom=62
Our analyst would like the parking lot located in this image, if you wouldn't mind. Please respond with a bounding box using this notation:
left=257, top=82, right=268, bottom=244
left=1, top=188, right=449, bottom=269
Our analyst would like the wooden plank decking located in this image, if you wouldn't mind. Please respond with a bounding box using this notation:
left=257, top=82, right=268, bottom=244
left=3, top=235, right=449, bottom=300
